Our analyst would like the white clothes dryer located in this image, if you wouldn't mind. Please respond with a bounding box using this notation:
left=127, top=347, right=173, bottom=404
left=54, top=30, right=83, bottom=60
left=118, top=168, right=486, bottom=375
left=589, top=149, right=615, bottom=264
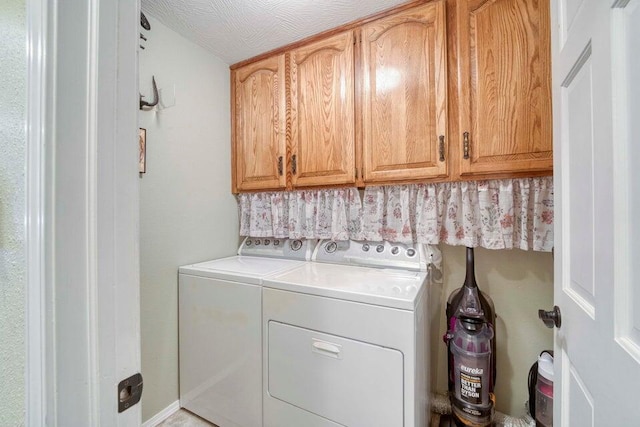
left=261, top=240, right=442, bottom=427
left=178, top=237, right=314, bottom=427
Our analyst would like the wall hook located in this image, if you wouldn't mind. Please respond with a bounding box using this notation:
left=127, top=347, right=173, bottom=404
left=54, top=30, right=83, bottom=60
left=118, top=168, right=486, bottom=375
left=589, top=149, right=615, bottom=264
left=140, top=12, right=150, bottom=49
left=141, top=12, right=151, bottom=31
left=140, top=76, right=159, bottom=110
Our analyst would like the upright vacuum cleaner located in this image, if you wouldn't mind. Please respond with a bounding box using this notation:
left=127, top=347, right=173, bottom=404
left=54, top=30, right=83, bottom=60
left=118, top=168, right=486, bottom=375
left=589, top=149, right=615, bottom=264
left=444, top=247, right=496, bottom=427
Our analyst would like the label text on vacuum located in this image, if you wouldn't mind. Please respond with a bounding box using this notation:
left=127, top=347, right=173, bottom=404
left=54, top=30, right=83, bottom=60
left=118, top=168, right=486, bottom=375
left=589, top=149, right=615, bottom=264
left=460, top=365, right=483, bottom=375
left=460, top=366, right=483, bottom=404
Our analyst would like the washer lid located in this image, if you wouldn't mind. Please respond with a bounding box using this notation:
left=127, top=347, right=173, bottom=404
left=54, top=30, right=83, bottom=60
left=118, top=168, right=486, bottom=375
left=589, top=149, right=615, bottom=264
left=179, top=256, right=306, bottom=285
left=263, top=263, right=427, bottom=310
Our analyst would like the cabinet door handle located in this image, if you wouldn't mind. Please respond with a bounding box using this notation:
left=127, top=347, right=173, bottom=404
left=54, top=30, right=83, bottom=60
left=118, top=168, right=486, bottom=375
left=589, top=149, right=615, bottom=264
left=439, top=135, right=445, bottom=162
left=463, top=132, right=470, bottom=159
left=291, top=154, right=297, bottom=175
left=277, top=156, right=283, bottom=176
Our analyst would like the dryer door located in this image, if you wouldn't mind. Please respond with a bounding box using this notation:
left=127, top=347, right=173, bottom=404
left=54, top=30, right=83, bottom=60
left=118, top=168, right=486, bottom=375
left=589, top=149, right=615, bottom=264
left=268, top=321, right=404, bottom=427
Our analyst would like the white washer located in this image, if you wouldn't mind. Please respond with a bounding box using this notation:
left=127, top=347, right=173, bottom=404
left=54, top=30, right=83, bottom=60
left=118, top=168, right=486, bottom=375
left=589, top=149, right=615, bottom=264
left=262, top=240, right=442, bottom=427
left=178, top=237, right=315, bottom=427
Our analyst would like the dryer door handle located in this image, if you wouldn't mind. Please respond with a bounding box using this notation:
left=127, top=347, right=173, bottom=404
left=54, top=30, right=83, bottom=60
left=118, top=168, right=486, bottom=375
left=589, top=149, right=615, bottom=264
left=312, top=340, right=342, bottom=359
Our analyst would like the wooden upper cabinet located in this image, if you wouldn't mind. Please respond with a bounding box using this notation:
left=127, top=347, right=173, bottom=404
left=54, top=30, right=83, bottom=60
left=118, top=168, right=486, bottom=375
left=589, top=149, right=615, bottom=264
left=456, top=0, right=552, bottom=176
left=230, top=0, right=554, bottom=192
left=361, top=1, right=448, bottom=184
left=232, top=55, right=286, bottom=192
left=289, top=31, right=356, bottom=187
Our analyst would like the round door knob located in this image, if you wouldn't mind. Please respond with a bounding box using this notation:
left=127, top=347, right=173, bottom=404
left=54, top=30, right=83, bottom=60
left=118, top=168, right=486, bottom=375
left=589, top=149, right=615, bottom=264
left=538, top=305, right=561, bottom=329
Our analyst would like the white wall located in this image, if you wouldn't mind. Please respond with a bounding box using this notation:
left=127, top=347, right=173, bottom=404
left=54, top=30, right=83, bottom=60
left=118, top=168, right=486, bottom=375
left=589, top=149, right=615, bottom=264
left=138, top=15, right=239, bottom=422
left=0, top=0, right=26, bottom=425
left=433, top=245, right=554, bottom=417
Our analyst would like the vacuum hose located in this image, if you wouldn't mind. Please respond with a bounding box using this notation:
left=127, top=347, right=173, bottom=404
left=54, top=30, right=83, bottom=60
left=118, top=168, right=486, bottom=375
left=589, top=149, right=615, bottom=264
left=431, top=392, right=535, bottom=427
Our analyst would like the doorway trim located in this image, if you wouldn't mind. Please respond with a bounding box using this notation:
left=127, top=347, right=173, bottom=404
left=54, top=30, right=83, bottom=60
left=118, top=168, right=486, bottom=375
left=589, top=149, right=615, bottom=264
left=25, top=0, right=48, bottom=424
left=24, top=0, right=141, bottom=425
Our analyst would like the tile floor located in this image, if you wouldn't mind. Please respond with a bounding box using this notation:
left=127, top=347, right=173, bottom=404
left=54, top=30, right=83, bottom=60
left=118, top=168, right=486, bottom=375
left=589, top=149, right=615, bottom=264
left=158, top=408, right=441, bottom=426
left=158, top=409, right=215, bottom=427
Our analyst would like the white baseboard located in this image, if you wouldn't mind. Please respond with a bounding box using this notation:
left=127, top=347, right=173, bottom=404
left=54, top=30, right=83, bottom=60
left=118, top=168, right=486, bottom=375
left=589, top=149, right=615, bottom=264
left=141, top=400, right=181, bottom=427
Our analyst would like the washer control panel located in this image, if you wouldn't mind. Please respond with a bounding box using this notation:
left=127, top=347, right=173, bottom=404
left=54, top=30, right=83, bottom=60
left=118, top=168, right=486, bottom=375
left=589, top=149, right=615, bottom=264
left=313, top=239, right=434, bottom=272
left=239, top=237, right=315, bottom=261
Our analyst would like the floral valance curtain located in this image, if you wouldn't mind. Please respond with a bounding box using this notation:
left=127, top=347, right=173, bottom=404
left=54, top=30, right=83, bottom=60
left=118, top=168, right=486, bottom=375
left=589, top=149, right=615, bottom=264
left=238, top=188, right=363, bottom=241
left=238, top=177, right=553, bottom=251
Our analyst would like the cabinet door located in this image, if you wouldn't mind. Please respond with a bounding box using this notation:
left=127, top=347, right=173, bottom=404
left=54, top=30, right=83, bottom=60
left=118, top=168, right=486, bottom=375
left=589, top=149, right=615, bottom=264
left=289, top=31, right=356, bottom=187
left=456, top=0, right=552, bottom=176
left=361, top=1, right=448, bottom=183
left=232, top=55, right=286, bottom=192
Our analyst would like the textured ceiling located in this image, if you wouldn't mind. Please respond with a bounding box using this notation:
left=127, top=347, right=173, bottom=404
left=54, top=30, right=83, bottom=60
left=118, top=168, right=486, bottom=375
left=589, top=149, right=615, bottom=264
left=141, top=0, right=410, bottom=64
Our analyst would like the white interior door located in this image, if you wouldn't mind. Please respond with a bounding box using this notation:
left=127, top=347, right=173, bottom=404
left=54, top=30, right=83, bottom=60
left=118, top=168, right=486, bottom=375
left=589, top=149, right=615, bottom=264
left=35, top=0, right=142, bottom=425
left=551, top=0, right=640, bottom=425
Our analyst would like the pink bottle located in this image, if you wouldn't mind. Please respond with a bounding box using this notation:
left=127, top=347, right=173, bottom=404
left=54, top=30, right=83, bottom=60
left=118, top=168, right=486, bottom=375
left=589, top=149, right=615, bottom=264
left=535, top=352, right=554, bottom=427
